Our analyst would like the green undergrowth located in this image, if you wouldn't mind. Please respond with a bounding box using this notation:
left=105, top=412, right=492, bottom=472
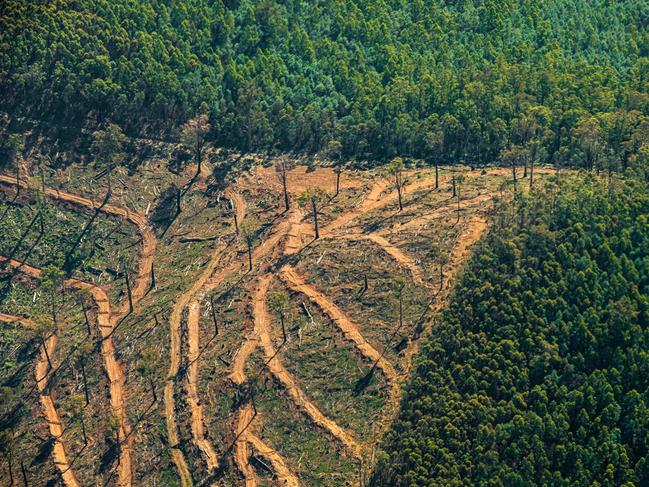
left=269, top=279, right=388, bottom=443
left=247, top=354, right=358, bottom=486
left=295, top=239, right=430, bottom=367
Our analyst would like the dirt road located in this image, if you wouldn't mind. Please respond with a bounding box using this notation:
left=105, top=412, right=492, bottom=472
left=0, top=258, right=132, bottom=486
left=186, top=301, right=220, bottom=472
left=0, top=313, right=81, bottom=487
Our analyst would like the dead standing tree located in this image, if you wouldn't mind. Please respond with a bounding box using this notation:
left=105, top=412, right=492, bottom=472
left=455, top=174, right=465, bottom=223
left=180, top=114, right=210, bottom=182
left=387, top=157, right=406, bottom=212
left=325, top=140, right=344, bottom=197
left=268, top=291, right=290, bottom=343
left=240, top=222, right=257, bottom=272
left=425, top=127, right=444, bottom=190
left=276, top=158, right=293, bottom=212
left=297, top=187, right=328, bottom=240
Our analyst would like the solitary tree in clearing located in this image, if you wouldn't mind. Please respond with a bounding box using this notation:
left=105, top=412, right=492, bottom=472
left=276, top=158, right=293, bottom=212
left=240, top=222, right=257, bottom=272
left=268, top=291, right=290, bottom=343
left=180, top=114, right=210, bottom=178
left=326, top=140, right=344, bottom=197
left=297, top=187, right=328, bottom=240
left=386, top=157, right=406, bottom=211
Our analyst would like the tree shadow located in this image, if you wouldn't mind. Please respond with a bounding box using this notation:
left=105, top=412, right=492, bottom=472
left=353, top=367, right=375, bottom=395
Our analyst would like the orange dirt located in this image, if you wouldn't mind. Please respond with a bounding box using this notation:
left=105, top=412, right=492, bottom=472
left=164, top=243, right=227, bottom=487
left=0, top=164, right=542, bottom=484
left=0, top=258, right=133, bottom=487
left=279, top=266, right=399, bottom=397
left=233, top=403, right=300, bottom=487
left=0, top=313, right=81, bottom=487
left=254, top=275, right=363, bottom=457
left=0, top=175, right=160, bottom=487
left=186, top=301, right=220, bottom=472
left=251, top=165, right=362, bottom=195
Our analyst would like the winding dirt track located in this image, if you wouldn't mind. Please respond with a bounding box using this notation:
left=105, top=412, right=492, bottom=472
left=0, top=166, right=527, bottom=484
left=279, top=267, right=399, bottom=394
left=234, top=403, right=300, bottom=487
left=186, top=301, right=220, bottom=472
left=255, top=275, right=362, bottom=457
left=0, top=257, right=133, bottom=486
left=164, top=242, right=227, bottom=487
left=164, top=185, right=257, bottom=485
left=0, top=313, right=81, bottom=487
left=0, top=174, right=161, bottom=487
left=0, top=175, right=157, bottom=321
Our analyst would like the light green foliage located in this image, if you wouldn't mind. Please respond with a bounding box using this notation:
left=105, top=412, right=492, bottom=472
left=90, top=123, right=126, bottom=166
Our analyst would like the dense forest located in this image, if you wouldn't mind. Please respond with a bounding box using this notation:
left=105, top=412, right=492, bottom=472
left=373, top=174, right=649, bottom=485
left=1, top=0, right=648, bottom=165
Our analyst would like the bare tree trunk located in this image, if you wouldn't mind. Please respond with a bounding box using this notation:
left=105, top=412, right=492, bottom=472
left=280, top=314, right=287, bottom=342
left=523, top=157, right=528, bottom=178
left=80, top=413, right=88, bottom=446
left=124, top=271, right=133, bottom=314
left=435, top=161, right=439, bottom=190
left=40, top=336, right=52, bottom=371
left=439, top=264, right=444, bottom=291
left=20, top=459, right=27, bottom=487
left=81, top=301, right=91, bottom=336
left=281, top=170, right=289, bottom=211
left=247, top=242, right=253, bottom=271
left=176, top=188, right=182, bottom=216
left=210, top=299, right=219, bottom=337
left=451, top=176, right=456, bottom=197
left=150, top=263, right=156, bottom=292
left=80, top=359, right=90, bottom=406
left=312, top=199, right=319, bottom=239
left=6, top=452, right=14, bottom=486
left=149, top=377, right=157, bottom=406
left=512, top=161, right=517, bottom=192
left=529, top=157, right=534, bottom=190
left=335, top=170, right=341, bottom=197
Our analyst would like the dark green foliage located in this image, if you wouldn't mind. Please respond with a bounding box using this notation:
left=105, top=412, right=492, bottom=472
left=1, top=1, right=647, bottom=163
left=374, top=175, right=649, bottom=486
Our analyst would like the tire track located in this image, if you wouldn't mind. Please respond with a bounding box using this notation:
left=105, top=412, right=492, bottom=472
left=278, top=267, right=399, bottom=395
left=0, top=174, right=161, bottom=487
left=0, top=258, right=132, bottom=486
left=0, top=313, right=81, bottom=487
left=254, top=275, right=363, bottom=458
left=186, top=301, right=219, bottom=472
